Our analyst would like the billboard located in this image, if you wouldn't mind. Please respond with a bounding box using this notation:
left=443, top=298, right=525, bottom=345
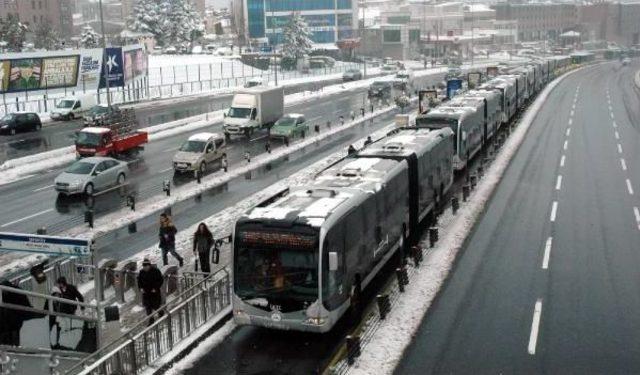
left=99, top=47, right=124, bottom=89
left=79, top=49, right=102, bottom=87
left=124, top=48, right=148, bottom=82
left=0, top=232, right=90, bottom=256
left=446, top=79, right=463, bottom=99
left=0, top=55, right=80, bottom=93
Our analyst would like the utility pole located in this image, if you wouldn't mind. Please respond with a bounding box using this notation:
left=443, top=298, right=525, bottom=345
left=98, top=0, right=111, bottom=107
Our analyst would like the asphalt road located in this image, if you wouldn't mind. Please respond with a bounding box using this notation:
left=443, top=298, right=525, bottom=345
left=396, top=61, right=640, bottom=374
left=0, top=74, right=374, bottom=163
left=0, top=72, right=446, bottom=248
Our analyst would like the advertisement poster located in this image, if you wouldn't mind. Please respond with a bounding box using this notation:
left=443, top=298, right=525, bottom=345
left=446, top=79, right=463, bottom=99
left=467, top=72, right=482, bottom=89
left=134, top=49, right=147, bottom=77
left=124, top=48, right=148, bottom=82
left=99, top=47, right=124, bottom=89
left=418, top=90, right=437, bottom=114
left=124, top=50, right=134, bottom=81
left=41, top=56, right=79, bottom=88
left=486, top=66, right=499, bottom=78
left=79, top=49, right=102, bottom=88
left=0, top=61, right=9, bottom=92
left=8, top=58, right=42, bottom=91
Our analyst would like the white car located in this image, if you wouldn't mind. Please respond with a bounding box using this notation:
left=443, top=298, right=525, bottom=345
left=54, top=156, right=128, bottom=196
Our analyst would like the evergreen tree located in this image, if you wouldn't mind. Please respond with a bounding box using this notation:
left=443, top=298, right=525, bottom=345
left=282, top=12, right=314, bottom=59
left=127, top=0, right=163, bottom=42
left=128, top=0, right=203, bottom=48
left=0, top=14, right=28, bottom=51
left=34, top=19, right=62, bottom=50
left=80, top=25, right=100, bottom=48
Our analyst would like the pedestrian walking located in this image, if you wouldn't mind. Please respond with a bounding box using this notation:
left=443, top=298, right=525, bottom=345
left=221, top=157, right=228, bottom=172
left=364, top=136, right=373, bottom=146
left=265, top=141, right=271, bottom=154
left=56, top=277, right=84, bottom=315
left=244, top=151, right=251, bottom=163
left=159, top=213, right=184, bottom=267
left=0, top=280, right=35, bottom=346
left=137, top=259, right=164, bottom=326
left=193, top=223, right=214, bottom=273
left=347, top=144, right=357, bottom=155
left=350, top=110, right=355, bottom=121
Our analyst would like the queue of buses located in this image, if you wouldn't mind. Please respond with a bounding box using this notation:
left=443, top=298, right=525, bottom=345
left=231, top=55, right=575, bottom=333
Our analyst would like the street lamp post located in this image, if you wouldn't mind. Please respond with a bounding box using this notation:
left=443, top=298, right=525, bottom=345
left=98, top=0, right=111, bottom=107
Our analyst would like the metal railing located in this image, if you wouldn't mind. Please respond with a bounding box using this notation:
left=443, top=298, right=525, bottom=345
left=64, top=266, right=231, bottom=375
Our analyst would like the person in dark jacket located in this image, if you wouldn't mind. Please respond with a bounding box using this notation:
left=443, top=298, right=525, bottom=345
left=363, top=136, right=373, bottom=146
left=137, top=259, right=164, bottom=325
left=56, top=277, right=84, bottom=315
left=347, top=144, right=357, bottom=155
left=0, top=280, right=33, bottom=346
left=193, top=223, right=214, bottom=273
left=159, top=213, right=183, bottom=267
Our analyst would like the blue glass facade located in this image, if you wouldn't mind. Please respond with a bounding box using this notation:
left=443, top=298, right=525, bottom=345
left=246, top=0, right=355, bottom=44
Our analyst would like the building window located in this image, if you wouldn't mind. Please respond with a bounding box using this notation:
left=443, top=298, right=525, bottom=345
left=266, top=0, right=336, bottom=12
left=39, top=0, right=42, bottom=9
left=33, top=14, right=36, bottom=23
left=386, top=15, right=410, bottom=24
left=383, top=29, right=401, bottom=43
left=31, top=0, right=35, bottom=9
left=337, top=14, right=352, bottom=27
left=337, top=0, right=351, bottom=9
left=409, top=29, right=421, bottom=43
left=247, top=0, right=265, bottom=38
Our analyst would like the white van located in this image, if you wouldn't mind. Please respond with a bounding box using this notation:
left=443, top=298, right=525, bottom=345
left=50, top=95, right=97, bottom=121
left=173, top=132, right=227, bottom=175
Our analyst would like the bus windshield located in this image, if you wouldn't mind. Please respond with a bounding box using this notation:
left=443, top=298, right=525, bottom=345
left=234, top=229, right=319, bottom=312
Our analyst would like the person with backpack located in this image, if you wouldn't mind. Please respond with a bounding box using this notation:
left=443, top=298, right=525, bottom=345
left=159, top=213, right=183, bottom=267
left=193, top=223, right=214, bottom=273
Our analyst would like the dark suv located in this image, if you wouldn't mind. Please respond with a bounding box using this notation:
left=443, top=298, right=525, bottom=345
left=0, top=112, right=42, bottom=135
left=368, top=81, right=393, bottom=98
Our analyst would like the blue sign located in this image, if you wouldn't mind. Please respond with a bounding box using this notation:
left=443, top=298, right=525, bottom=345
left=99, top=47, right=124, bottom=89
left=446, top=79, right=463, bottom=99
left=0, top=232, right=90, bottom=256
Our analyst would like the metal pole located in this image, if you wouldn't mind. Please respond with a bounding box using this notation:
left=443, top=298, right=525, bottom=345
left=98, top=0, right=111, bottom=107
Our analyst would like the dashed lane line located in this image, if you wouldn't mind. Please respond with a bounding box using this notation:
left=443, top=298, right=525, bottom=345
left=542, top=237, right=553, bottom=270
left=550, top=201, right=558, bottom=222
left=627, top=179, right=634, bottom=195
left=560, top=155, right=566, bottom=167
left=528, top=299, right=543, bottom=355
left=621, top=158, right=627, bottom=171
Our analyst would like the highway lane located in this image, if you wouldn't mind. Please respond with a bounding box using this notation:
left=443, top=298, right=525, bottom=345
left=0, top=72, right=447, bottom=236
left=396, top=62, right=640, bottom=374
left=0, top=74, right=385, bottom=163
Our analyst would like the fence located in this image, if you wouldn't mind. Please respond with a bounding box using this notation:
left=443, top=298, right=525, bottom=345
left=0, top=61, right=363, bottom=117
left=64, top=267, right=231, bottom=375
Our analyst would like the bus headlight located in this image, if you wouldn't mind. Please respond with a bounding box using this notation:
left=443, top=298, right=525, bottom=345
left=305, top=317, right=326, bottom=326
left=234, top=309, right=249, bottom=319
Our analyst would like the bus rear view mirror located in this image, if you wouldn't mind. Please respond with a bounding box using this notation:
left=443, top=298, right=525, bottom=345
left=328, top=252, right=339, bottom=271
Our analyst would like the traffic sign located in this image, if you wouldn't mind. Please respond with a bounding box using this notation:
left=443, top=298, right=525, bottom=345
left=0, top=232, right=90, bottom=256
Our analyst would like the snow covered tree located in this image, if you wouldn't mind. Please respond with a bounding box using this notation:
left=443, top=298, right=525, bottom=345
left=80, top=25, right=100, bottom=48
left=282, top=12, right=313, bottom=59
left=127, top=0, right=163, bottom=42
left=395, top=94, right=411, bottom=113
left=34, top=19, right=62, bottom=50
left=0, top=14, right=28, bottom=52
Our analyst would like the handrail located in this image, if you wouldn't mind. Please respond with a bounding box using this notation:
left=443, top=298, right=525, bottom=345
left=64, top=266, right=230, bottom=374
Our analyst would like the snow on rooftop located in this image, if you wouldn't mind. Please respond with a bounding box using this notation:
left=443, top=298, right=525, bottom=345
left=188, top=132, right=221, bottom=142
left=299, top=197, right=346, bottom=219
left=81, top=127, right=110, bottom=134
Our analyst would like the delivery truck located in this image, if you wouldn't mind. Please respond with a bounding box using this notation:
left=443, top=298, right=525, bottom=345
left=223, top=86, right=284, bottom=139
left=75, top=108, right=148, bottom=158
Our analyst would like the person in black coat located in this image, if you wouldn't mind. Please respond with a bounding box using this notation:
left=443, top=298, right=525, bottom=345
left=137, top=259, right=164, bottom=325
left=193, top=222, right=214, bottom=273
left=56, top=277, right=84, bottom=315
left=0, top=280, right=35, bottom=346
left=159, top=213, right=184, bottom=267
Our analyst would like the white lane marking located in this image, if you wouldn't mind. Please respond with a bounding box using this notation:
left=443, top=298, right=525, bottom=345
left=613, top=121, right=617, bottom=128
left=634, top=207, right=640, bottom=231
left=159, top=167, right=173, bottom=174
left=566, top=128, right=571, bottom=137
left=614, top=131, right=619, bottom=140
left=570, top=109, right=574, bottom=117
left=556, top=175, right=563, bottom=191
left=1, top=209, right=54, bottom=228
left=611, top=112, right=615, bottom=120
left=621, top=158, right=627, bottom=171
left=563, top=140, right=568, bottom=150
left=609, top=105, right=613, bottom=112
left=568, top=118, right=573, bottom=126
left=528, top=299, right=543, bottom=355
left=627, top=179, right=634, bottom=195
left=618, top=144, right=623, bottom=154
left=32, top=184, right=54, bottom=192
left=560, top=155, right=566, bottom=167
left=550, top=201, right=558, bottom=222
left=542, top=237, right=553, bottom=270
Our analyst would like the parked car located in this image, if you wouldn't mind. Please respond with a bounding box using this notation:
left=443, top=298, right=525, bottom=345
left=343, top=68, right=363, bottom=81
left=244, top=77, right=265, bottom=88
left=368, top=80, right=393, bottom=98
left=0, top=112, right=42, bottom=135
left=173, top=132, right=227, bottom=175
left=381, top=64, right=399, bottom=74
left=269, top=114, right=308, bottom=141
left=83, top=104, right=120, bottom=126
left=163, top=46, right=178, bottom=54
left=54, top=156, right=129, bottom=196
left=311, top=55, right=336, bottom=67
left=309, top=58, right=327, bottom=69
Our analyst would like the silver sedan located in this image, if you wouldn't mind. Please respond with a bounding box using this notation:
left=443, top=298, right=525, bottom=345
left=54, top=156, right=129, bottom=196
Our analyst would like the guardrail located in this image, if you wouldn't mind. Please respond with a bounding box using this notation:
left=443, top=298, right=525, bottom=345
left=64, top=266, right=231, bottom=375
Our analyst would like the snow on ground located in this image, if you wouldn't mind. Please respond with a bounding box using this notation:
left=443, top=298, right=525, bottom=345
left=349, top=68, right=583, bottom=375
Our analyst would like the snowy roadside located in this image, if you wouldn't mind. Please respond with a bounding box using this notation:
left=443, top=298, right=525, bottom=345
left=348, top=67, right=585, bottom=375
